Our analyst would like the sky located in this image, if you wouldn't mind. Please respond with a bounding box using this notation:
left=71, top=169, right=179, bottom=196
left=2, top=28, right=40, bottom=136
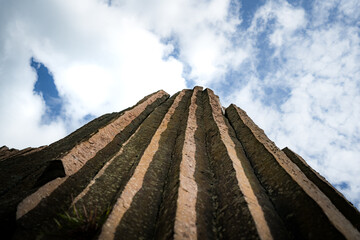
left=0, top=0, right=359, bottom=209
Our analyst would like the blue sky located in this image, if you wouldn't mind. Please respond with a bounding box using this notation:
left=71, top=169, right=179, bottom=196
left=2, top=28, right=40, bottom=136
left=0, top=0, right=359, bottom=209
left=31, top=57, right=63, bottom=123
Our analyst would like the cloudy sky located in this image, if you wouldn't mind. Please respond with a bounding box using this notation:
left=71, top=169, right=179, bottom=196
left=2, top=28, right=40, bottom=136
left=0, top=0, right=359, bottom=209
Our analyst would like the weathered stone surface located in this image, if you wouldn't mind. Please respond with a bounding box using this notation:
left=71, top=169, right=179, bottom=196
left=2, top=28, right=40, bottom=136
left=13, top=90, right=169, bottom=223
left=173, top=87, right=202, bottom=240
left=33, top=160, right=66, bottom=188
left=0, top=146, right=46, bottom=161
left=282, top=147, right=360, bottom=231
left=2, top=90, right=168, bottom=239
left=0, top=87, right=359, bottom=240
left=206, top=90, right=288, bottom=240
left=226, top=104, right=360, bottom=240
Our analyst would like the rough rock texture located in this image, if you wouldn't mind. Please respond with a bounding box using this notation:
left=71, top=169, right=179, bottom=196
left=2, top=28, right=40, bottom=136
left=1, top=87, right=359, bottom=240
left=0, top=146, right=46, bottom=161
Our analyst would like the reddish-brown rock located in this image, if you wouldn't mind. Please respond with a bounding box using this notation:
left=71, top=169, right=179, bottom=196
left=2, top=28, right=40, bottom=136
left=0, top=87, right=359, bottom=240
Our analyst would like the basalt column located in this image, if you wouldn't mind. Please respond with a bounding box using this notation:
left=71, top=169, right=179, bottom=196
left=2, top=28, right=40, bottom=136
left=0, top=87, right=359, bottom=240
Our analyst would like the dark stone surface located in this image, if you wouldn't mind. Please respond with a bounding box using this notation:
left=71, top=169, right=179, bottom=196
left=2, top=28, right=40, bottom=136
left=115, top=90, right=192, bottom=240
left=203, top=90, right=260, bottom=239
left=8, top=91, right=169, bottom=240
left=194, top=90, right=218, bottom=240
left=152, top=91, right=190, bottom=240
left=226, top=104, right=345, bottom=239
left=283, top=147, right=360, bottom=231
left=34, top=160, right=66, bottom=188
left=1, top=88, right=358, bottom=239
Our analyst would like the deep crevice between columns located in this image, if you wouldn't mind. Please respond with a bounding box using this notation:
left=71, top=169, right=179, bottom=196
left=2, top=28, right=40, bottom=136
left=14, top=94, right=169, bottom=239
left=195, top=89, right=221, bottom=240
left=153, top=90, right=193, bottom=239
left=112, top=90, right=193, bottom=239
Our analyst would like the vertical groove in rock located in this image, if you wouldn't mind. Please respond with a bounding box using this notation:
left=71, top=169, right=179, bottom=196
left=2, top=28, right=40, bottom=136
left=205, top=89, right=273, bottom=240
left=1, top=90, right=166, bottom=200
left=99, top=90, right=188, bottom=240
left=283, top=147, right=360, bottom=231
left=69, top=93, right=177, bottom=224
left=62, top=90, right=169, bottom=176
left=14, top=91, right=170, bottom=239
left=71, top=125, right=141, bottom=207
left=194, top=90, right=218, bottom=240
left=173, top=87, right=202, bottom=240
left=112, top=90, right=193, bottom=240
left=154, top=92, right=192, bottom=240
left=222, top=114, right=290, bottom=238
left=226, top=104, right=360, bottom=240
left=0, top=111, right=134, bottom=240
left=203, top=88, right=259, bottom=239
left=15, top=91, right=168, bottom=221
left=0, top=112, right=117, bottom=197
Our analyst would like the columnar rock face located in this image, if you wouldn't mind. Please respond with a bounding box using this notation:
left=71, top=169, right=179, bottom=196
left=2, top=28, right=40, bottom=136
left=0, top=87, right=359, bottom=240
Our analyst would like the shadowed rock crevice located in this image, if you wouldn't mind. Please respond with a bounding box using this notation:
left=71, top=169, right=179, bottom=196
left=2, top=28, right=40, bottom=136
left=194, top=89, right=220, bottom=240
left=153, top=91, right=193, bottom=240
left=282, top=147, right=360, bottom=231
left=0, top=111, right=122, bottom=195
left=225, top=104, right=347, bottom=239
left=202, top=89, right=260, bottom=239
left=69, top=93, right=178, bottom=234
left=34, top=160, right=66, bottom=188
left=112, top=90, right=193, bottom=239
left=0, top=90, right=168, bottom=199
left=223, top=110, right=289, bottom=239
left=13, top=92, right=169, bottom=239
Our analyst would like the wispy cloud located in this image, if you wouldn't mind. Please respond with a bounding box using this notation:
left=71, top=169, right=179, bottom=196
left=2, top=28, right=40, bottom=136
left=223, top=0, right=360, bottom=208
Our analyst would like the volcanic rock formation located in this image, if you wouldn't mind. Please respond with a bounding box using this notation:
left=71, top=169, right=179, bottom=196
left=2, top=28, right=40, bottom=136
left=0, top=87, right=359, bottom=240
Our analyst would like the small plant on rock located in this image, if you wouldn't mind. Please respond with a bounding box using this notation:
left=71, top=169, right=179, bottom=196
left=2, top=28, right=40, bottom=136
left=53, top=204, right=111, bottom=239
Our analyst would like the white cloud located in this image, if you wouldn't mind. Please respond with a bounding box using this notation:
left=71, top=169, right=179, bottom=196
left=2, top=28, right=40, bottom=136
left=312, top=0, right=360, bottom=26
left=0, top=48, right=67, bottom=148
left=111, top=0, right=247, bottom=85
left=0, top=0, right=187, bottom=148
left=248, top=1, right=306, bottom=48
left=2, top=0, right=245, bottom=148
left=224, top=0, right=360, bottom=208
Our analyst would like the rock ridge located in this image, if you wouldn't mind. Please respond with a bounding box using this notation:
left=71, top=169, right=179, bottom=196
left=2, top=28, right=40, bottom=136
left=0, top=87, right=359, bottom=240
